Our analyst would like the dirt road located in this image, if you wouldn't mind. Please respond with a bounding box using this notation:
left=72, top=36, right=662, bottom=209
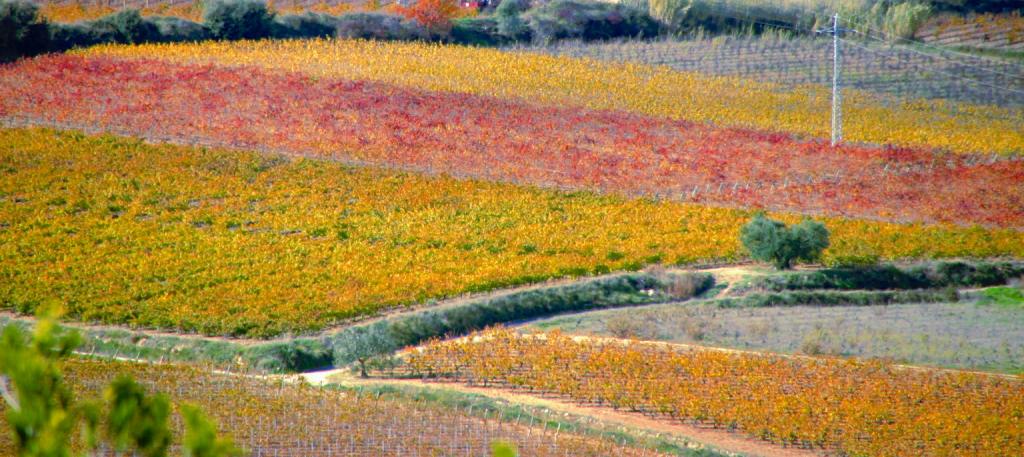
left=304, top=372, right=822, bottom=457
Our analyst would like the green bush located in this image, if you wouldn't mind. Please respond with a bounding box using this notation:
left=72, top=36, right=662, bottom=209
left=524, top=0, right=660, bottom=42
left=272, top=12, right=338, bottom=39
left=742, top=261, right=1024, bottom=292
left=243, top=338, right=333, bottom=372
left=451, top=16, right=507, bottom=45
left=0, top=0, right=50, bottom=62
left=712, top=288, right=956, bottom=309
left=91, top=9, right=159, bottom=43
left=48, top=23, right=95, bottom=51
left=880, top=1, right=932, bottom=39
left=335, top=12, right=428, bottom=41
left=203, top=0, right=274, bottom=40
left=495, top=0, right=531, bottom=40
left=49, top=10, right=197, bottom=52
left=740, top=214, right=829, bottom=270
left=148, top=16, right=212, bottom=42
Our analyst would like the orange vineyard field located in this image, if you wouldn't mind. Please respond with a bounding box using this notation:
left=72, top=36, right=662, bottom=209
left=406, top=328, right=1024, bottom=457
left=0, top=357, right=661, bottom=456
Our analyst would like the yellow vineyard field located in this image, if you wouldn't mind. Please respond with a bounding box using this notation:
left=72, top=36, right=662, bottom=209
left=1, top=128, right=1022, bottom=336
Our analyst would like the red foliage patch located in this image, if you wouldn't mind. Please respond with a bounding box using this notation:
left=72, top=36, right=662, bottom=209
left=1, top=55, right=1021, bottom=228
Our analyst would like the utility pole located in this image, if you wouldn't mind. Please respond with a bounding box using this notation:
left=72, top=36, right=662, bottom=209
left=831, top=13, right=842, bottom=147
left=817, top=14, right=843, bottom=146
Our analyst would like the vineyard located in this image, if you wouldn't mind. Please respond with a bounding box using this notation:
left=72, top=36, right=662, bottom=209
left=6, top=127, right=1021, bottom=337
left=404, top=328, right=1024, bottom=457
left=70, top=39, right=1024, bottom=154
left=916, top=12, right=1024, bottom=51
left=524, top=35, right=1024, bottom=108
left=4, top=55, right=1024, bottom=229
left=0, top=357, right=664, bottom=456
left=3, top=0, right=1024, bottom=454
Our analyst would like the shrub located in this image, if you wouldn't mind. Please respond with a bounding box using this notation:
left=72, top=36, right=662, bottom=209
left=49, top=10, right=161, bottom=51
left=881, top=1, right=932, bottom=39
left=148, top=16, right=212, bottom=42
left=90, top=9, right=160, bottom=43
left=605, top=314, right=643, bottom=338
left=272, top=12, right=338, bottom=38
left=243, top=339, right=333, bottom=372
left=203, top=0, right=274, bottom=40
left=712, top=289, right=956, bottom=309
left=0, top=0, right=50, bottom=62
left=48, top=22, right=93, bottom=51
left=451, top=16, right=506, bottom=45
left=740, top=214, right=830, bottom=270
left=335, top=12, right=428, bottom=40
left=741, top=261, right=1024, bottom=292
left=495, top=0, right=531, bottom=39
left=495, top=0, right=530, bottom=16
left=524, top=0, right=659, bottom=42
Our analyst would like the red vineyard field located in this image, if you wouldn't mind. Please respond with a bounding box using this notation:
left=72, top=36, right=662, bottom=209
left=1, top=55, right=1022, bottom=228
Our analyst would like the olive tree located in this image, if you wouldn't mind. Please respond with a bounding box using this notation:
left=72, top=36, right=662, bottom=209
left=740, top=214, right=829, bottom=269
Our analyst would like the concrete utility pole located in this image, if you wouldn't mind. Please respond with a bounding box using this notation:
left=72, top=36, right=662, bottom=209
left=817, top=14, right=843, bottom=146
left=831, top=13, right=842, bottom=147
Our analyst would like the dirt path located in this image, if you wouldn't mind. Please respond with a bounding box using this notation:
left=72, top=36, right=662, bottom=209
left=307, top=373, right=821, bottom=457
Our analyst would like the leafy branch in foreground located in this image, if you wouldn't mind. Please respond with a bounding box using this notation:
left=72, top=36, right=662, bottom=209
left=0, top=307, right=239, bottom=457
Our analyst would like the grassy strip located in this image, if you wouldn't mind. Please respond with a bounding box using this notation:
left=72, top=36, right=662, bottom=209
left=961, top=286, right=1024, bottom=309
left=1, top=271, right=709, bottom=372
left=328, top=272, right=712, bottom=365
left=733, top=261, right=1024, bottom=293
left=0, top=316, right=332, bottom=372
left=333, top=383, right=733, bottom=457
left=707, top=288, right=958, bottom=309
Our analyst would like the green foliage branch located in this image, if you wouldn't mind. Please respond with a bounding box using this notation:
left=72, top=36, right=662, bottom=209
left=0, top=308, right=239, bottom=457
